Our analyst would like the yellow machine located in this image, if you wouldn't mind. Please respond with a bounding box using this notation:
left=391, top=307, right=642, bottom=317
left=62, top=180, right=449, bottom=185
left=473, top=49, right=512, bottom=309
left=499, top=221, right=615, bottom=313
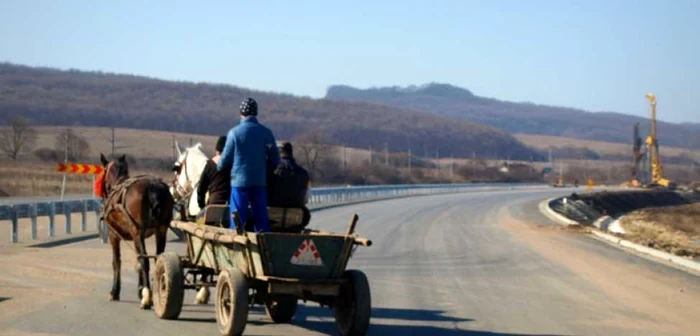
left=627, top=122, right=644, bottom=187
left=644, top=93, right=676, bottom=189
left=587, top=177, right=595, bottom=190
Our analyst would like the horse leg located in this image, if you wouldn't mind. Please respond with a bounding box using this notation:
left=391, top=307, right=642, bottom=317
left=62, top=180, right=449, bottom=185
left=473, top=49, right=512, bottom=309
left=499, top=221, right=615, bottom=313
left=109, top=230, right=121, bottom=301
left=155, top=225, right=167, bottom=255
left=134, top=232, right=152, bottom=309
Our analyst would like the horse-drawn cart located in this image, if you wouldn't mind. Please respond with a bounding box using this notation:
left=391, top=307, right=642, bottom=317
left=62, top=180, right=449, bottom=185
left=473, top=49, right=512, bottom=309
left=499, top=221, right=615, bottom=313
left=153, top=205, right=372, bottom=336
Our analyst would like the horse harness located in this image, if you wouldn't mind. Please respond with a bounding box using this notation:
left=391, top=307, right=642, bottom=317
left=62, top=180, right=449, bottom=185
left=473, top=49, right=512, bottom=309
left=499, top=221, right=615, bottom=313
left=101, top=175, right=158, bottom=236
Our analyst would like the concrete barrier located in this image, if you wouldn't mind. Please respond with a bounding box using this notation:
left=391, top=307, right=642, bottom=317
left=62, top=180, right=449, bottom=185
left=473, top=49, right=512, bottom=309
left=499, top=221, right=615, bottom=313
left=541, top=195, right=700, bottom=274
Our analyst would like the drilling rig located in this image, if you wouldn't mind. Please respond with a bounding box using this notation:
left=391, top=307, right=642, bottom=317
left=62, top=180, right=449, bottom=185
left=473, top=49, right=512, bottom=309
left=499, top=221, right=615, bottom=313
left=628, top=122, right=644, bottom=187
left=644, top=93, right=676, bottom=189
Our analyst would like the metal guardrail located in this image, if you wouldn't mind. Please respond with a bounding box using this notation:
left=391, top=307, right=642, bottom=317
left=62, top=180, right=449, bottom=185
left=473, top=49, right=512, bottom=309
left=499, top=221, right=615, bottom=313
left=548, top=197, right=603, bottom=225
left=1, top=199, right=102, bottom=243
left=2, top=183, right=543, bottom=243
left=307, top=183, right=526, bottom=205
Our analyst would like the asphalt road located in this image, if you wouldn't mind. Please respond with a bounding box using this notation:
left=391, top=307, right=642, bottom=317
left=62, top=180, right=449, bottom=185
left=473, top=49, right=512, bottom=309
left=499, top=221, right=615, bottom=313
left=1, top=188, right=699, bottom=336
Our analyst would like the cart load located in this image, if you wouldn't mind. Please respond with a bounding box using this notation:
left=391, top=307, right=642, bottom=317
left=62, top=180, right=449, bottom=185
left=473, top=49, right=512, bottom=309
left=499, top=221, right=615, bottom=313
left=154, top=205, right=372, bottom=336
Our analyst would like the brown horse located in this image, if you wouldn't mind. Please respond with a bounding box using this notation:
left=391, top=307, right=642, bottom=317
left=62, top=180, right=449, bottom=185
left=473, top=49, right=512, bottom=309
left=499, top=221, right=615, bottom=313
left=99, top=154, right=174, bottom=309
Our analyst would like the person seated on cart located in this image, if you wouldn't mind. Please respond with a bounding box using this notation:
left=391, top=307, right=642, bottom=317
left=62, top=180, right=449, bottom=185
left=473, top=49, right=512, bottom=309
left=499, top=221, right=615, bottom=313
left=268, top=142, right=310, bottom=208
left=267, top=142, right=312, bottom=231
left=196, top=135, right=231, bottom=225
left=217, top=97, right=280, bottom=232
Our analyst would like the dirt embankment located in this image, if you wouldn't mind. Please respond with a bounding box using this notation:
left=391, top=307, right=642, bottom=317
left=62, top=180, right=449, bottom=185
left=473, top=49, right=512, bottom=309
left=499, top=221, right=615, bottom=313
left=568, top=190, right=691, bottom=218
left=620, top=203, right=700, bottom=258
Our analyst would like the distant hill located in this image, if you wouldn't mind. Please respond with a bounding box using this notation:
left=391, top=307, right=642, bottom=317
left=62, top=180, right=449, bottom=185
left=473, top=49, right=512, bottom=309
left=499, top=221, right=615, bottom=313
left=0, top=63, right=542, bottom=160
left=326, top=83, right=700, bottom=149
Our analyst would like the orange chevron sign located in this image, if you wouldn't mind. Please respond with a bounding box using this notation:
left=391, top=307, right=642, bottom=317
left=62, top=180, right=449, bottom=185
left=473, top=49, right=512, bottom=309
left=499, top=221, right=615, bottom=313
left=57, top=163, right=104, bottom=174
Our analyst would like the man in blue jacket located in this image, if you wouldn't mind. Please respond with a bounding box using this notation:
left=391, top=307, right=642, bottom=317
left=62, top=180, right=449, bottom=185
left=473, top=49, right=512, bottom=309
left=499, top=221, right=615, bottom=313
left=217, top=98, right=280, bottom=232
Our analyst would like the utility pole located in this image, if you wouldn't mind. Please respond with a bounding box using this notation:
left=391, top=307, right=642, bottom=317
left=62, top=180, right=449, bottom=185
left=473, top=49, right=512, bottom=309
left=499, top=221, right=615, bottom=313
left=189, top=137, right=193, bottom=147
left=450, top=154, right=454, bottom=179
left=384, top=142, right=389, bottom=166
left=342, top=145, right=347, bottom=171
left=172, top=136, right=176, bottom=160
left=60, top=128, right=69, bottom=200
left=560, top=161, right=564, bottom=179
left=408, top=149, right=412, bottom=176
left=369, top=146, right=372, bottom=167
left=436, top=148, right=440, bottom=178
left=110, top=127, right=116, bottom=156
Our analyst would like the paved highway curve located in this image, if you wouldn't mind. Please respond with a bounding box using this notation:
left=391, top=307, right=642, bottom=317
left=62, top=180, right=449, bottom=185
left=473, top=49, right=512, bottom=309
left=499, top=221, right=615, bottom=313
left=1, top=188, right=699, bottom=335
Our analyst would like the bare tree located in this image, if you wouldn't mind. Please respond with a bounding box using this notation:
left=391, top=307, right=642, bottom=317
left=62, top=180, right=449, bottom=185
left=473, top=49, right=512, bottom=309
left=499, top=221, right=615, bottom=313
left=0, top=116, right=38, bottom=160
left=55, top=128, right=91, bottom=161
left=294, top=129, right=331, bottom=180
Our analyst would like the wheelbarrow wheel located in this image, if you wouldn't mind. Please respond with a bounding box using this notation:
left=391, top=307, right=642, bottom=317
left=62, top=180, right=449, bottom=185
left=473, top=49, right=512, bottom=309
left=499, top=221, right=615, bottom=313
left=334, top=270, right=371, bottom=336
left=215, top=267, right=249, bottom=336
left=153, top=252, right=184, bottom=319
left=265, top=296, right=298, bottom=323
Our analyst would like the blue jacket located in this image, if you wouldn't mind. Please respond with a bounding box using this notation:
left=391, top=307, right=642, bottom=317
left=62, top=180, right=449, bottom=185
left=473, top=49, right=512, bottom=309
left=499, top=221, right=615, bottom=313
left=217, top=116, right=280, bottom=187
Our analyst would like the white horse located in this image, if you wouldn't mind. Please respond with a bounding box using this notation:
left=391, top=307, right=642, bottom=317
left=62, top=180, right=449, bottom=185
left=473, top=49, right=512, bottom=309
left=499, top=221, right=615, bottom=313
left=170, top=142, right=213, bottom=305
left=171, top=142, right=210, bottom=218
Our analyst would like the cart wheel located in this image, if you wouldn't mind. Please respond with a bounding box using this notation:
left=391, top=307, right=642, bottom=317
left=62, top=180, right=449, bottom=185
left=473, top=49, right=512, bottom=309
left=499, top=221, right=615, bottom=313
left=215, top=267, right=249, bottom=336
left=153, top=252, right=184, bottom=319
left=265, top=296, right=298, bottom=323
left=334, top=270, right=371, bottom=336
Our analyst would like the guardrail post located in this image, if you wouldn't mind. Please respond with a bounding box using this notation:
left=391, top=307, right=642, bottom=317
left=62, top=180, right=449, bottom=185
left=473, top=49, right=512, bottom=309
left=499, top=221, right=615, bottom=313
left=94, top=200, right=101, bottom=231
left=30, top=204, right=38, bottom=240
left=65, top=204, right=72, bottom=235
left=80, top=200, right=87, bottom=232
left=11, top=207, right=18, bottom=243
left=100, top=219, right=108, bottom=243
left=48, top=202, right=55, bottom=237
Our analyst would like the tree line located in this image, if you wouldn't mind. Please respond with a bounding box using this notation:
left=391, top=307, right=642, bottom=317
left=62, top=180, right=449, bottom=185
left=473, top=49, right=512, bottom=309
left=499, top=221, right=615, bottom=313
left=0, top=62, right=543, bottom=161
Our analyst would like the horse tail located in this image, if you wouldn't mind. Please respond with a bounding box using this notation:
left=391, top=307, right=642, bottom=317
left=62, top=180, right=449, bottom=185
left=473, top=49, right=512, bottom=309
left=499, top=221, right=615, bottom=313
left=143, top=181, right=174, bottom=229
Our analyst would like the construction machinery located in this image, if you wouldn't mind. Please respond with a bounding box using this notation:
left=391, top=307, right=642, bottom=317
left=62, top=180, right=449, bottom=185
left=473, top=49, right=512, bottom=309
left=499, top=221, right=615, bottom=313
left=628, top=122, right=645, bottom=187
left=643, top=93, right=676, bottom=189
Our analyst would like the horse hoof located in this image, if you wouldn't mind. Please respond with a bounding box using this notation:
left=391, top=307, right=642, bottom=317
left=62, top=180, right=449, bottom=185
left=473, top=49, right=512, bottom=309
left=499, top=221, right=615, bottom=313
left=140, top=288, right=152, bottom=310
left=194, top=287, right=210, bottom=305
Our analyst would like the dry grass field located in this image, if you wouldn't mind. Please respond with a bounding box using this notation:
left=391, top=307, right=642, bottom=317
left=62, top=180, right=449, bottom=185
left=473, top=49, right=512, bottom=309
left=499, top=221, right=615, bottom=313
left=621, top=203, right=700, bottom=258
left=516, top=134, right=700, bottom=161
left=31, top=126, right=219, bottom=160
left=0, top=160, right=172, bottom=197
left=2, top=126, right=698, bottom=197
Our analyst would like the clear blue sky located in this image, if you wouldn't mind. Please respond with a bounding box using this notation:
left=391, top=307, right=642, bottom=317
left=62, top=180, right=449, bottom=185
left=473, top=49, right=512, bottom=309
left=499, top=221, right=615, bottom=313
left=1, top=0, right=698, bottom=123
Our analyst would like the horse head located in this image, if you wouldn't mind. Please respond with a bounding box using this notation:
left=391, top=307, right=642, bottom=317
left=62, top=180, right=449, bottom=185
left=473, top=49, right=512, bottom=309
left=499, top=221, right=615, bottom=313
left=170, top=143, right=208, bottom=203
left=100, top=153, right=129, bottom=197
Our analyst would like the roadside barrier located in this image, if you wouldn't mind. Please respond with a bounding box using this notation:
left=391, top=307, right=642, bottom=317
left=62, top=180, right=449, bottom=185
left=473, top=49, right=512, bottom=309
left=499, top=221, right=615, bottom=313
left=2, top=183, right=544, bottom=243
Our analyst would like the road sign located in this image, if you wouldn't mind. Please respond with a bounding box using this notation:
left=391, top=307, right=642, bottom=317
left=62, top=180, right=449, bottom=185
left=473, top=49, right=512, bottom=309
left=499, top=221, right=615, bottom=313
left=290, top=239, right=324, bottom=266
left=57, top=163, right=104, bottom=175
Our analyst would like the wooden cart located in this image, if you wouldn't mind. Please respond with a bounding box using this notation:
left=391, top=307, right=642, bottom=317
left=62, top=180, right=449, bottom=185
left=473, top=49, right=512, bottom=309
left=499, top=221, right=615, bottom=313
left=153, top=205, right=372, bottom=336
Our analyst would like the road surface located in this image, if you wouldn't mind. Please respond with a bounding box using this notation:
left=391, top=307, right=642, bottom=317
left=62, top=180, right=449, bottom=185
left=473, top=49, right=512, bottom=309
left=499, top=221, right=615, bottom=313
left=1, top=188, right=699, bottom=336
